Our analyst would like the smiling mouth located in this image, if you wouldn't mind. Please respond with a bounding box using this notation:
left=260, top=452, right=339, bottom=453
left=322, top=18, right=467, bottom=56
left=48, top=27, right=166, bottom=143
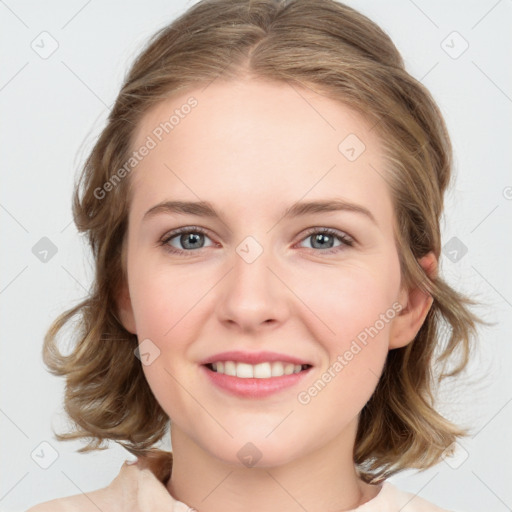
left=204, top=362, right=313, bottom=379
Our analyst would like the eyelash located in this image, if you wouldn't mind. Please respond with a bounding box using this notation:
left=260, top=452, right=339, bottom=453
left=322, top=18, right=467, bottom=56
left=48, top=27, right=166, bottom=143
left=158, top=226, right=354, bottom=257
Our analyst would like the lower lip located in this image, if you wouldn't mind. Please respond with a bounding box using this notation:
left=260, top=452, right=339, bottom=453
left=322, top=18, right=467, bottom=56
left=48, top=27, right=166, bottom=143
left=201, top=364, right=312, bottom=398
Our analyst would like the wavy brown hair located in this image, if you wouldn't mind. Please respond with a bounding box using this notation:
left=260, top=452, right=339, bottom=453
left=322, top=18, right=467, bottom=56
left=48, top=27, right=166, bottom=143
left=43, top=0, right=486, bottom=483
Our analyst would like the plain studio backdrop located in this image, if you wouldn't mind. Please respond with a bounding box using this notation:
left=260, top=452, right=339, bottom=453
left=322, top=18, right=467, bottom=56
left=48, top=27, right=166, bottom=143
left=1, top=1, right=511, bottom=511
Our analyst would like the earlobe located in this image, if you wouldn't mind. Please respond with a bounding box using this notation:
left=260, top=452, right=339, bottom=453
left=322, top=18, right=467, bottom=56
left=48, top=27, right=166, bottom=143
left=115, top=282, right=137, bottom=335
left=388, top=252, right=437, bottom=350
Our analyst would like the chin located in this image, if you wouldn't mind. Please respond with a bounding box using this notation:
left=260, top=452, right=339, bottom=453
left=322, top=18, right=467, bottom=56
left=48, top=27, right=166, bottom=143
left=200, top=434, right=305, bottom=470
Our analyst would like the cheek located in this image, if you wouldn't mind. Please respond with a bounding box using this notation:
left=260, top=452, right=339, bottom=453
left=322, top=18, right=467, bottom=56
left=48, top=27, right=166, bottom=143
left=129, top=263, right=202, bottom=338
left=128, top=265, right=210, bottom=417
left=300, top=262, right=400, bottom=347
left=293, top=264, right=399, bottom=405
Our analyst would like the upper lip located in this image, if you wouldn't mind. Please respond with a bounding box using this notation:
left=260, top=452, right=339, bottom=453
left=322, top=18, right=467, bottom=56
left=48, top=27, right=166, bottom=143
left=200, top=350, right=313, bottom=366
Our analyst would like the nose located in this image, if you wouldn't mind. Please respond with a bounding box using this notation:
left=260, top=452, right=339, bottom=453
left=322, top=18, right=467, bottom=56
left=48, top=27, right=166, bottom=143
left=216, top=238, right=290, bottom=332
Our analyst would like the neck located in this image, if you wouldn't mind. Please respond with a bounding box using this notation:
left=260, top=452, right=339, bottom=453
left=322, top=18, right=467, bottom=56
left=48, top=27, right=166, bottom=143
left=166, top=419, right=381, bottom=512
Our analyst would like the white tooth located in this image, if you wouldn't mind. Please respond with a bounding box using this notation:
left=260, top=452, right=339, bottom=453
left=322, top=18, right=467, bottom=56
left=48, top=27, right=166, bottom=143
left=236, top=362, right=254, bottom=378
left=212, top=361, right=306, bottom=378
left=271, top=362, right=285, bottom=377
left=283, top=363, right=295, bottom=375
left=253, top=362, right=272, bottom=378
left=224, top=361, right=237, bottom=376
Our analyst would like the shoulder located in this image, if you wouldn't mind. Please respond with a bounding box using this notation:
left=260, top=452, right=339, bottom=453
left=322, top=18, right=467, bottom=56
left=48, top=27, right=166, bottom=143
left=25, top=486, right=112, bottom=512
left=25, top=452, right=176, bottom=512
left=25, top=460, right=139, bottom=512
left=358, top=480, right=458, bottom=512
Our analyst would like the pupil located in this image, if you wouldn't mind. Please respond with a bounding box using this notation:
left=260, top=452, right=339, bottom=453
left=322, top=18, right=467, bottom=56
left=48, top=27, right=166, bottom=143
left=313, top=233, right=332, bottom=249
left=183, top=233, right=202, bottom=249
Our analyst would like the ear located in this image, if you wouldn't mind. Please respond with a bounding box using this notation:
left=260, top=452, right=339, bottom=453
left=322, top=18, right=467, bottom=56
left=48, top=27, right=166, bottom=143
left=115, top=281, right=137, bottom=335
left=388, top=251, right=437, bottom=350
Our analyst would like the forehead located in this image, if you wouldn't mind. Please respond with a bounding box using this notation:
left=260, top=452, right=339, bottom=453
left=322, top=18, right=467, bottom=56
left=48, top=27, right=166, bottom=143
left=128, top=77, right=392, bottom=229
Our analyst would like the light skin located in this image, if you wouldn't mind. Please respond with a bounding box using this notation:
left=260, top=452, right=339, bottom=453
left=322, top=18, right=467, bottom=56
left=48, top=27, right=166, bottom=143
left=117, top=76, right=436, bottom=511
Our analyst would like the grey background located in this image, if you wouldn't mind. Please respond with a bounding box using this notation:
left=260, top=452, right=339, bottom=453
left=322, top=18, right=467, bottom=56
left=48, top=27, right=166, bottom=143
left=1, top=1, right=511, bottom=511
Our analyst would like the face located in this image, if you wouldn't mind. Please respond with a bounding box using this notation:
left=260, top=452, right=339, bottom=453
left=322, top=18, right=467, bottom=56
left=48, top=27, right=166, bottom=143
left=118, top=77, right=421, bottom=468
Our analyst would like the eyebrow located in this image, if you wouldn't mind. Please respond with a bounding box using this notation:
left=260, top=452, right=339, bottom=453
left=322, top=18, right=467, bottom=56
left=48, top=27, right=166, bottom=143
left=143, top=199, right=377, bottom=225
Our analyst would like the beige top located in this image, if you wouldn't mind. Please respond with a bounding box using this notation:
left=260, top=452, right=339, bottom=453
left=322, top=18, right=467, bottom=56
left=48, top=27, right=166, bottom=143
left=26, top=451, right=454, bottom=512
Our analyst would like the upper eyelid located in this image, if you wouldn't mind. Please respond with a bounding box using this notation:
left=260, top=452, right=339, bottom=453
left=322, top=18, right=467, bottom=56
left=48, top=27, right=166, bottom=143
left=161, top=226, right=354, bottom=246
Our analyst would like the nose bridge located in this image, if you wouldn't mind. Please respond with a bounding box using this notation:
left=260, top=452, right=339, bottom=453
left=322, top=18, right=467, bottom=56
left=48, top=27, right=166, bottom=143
left=235, top=233, right=267, bottom=267
left=218, top=232, right=287, bottom=328
left=232, top=232, right=276, bottom=296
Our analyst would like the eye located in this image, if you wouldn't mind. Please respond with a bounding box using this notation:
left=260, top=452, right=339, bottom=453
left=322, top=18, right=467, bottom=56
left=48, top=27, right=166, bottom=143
left=159, top=226, right=216, bottom=256
left=159, top=226, right=354, bottom=257
left=297, top=227, right=354, bottom=254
